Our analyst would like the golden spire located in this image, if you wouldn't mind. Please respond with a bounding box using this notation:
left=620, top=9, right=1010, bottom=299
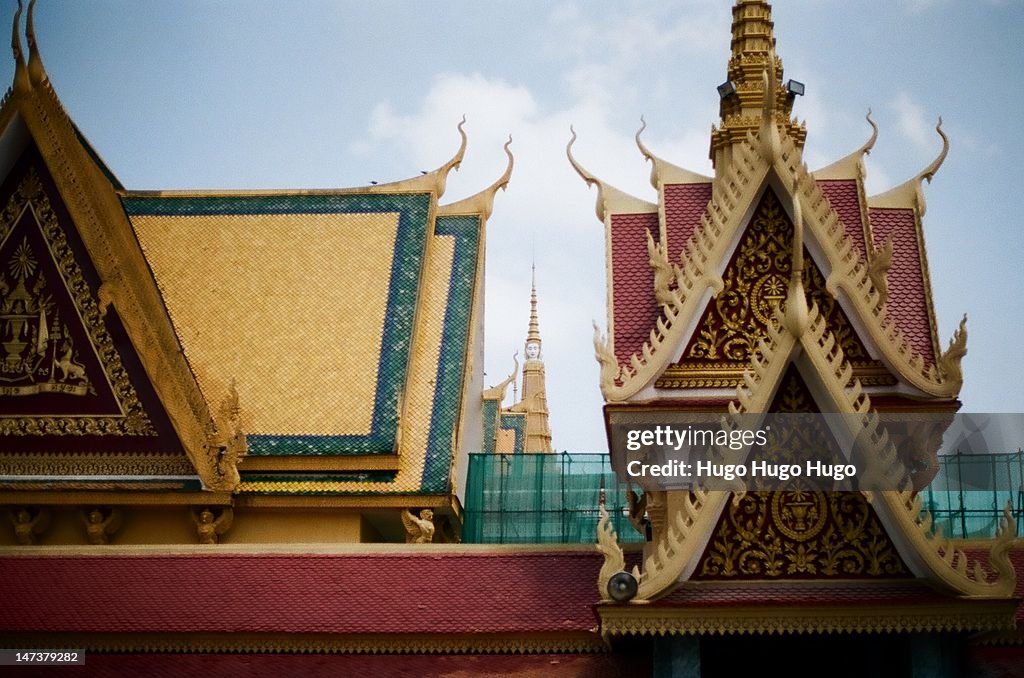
left=710, top=0, right=806, bottom=166
left=510, top=265, right=553, bottom=452
left=525, top=262, right=541, bottom=352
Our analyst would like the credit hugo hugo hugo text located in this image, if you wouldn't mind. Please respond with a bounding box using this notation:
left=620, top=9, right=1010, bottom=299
left=623, top=425, right=857, bottom=481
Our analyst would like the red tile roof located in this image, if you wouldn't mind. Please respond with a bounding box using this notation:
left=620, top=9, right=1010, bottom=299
left=610, top=212, right=660, bottom=370
left=663, top=183, right=711, bottom=264
left=818, top=180, right=867, bottom=260
left=0, top=549, right=602, bottom=635
left=869, top=207, right=936, bottom=364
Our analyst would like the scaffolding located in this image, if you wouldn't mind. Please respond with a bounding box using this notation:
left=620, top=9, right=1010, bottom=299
left=463, top=451, right=1024, bottom=544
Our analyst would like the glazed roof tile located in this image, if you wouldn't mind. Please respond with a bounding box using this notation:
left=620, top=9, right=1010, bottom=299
left=0, top=549, right=601, bottom=635
left=818, top=179, right=867, bottom=260
left=869, top=207, right=936, bottom=364
left=663, top=183, right=711, bottom=263
left=609, top=213, right=661, bottom=368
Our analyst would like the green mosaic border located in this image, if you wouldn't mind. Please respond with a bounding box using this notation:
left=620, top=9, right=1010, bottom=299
left=482, top=399, right=499, bottom=453
left=420, top=215, right=480, bottom=493
left=122, top=193, right=431, bottom=456
left=499, top=412, right=526, bottom=454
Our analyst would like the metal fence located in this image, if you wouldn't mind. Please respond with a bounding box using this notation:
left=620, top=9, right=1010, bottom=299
left=463, top=451, right=1024, bottom=544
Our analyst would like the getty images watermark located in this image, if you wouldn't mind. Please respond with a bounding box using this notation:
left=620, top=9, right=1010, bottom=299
left=607, top=413, right=1024, bottom=492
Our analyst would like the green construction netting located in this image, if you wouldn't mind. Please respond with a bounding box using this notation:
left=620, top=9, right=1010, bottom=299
left=463, top=453, right=644, bottom=544
left=924, top=451, right=1024, bottom=539
left=463, top=451, right=1024, bottom=544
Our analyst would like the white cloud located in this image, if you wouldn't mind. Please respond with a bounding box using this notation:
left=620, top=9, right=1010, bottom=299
left=891, top=91, right=937, bottom=150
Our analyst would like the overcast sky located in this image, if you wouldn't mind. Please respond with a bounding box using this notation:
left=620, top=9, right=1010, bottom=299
left=9, top=1, right=1024, bottom=452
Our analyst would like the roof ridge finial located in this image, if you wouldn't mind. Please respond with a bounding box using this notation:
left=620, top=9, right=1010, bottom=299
left=25, top=0, right=45, bottom=85
left=11, top=1, right=29, bottom=94
left=920, top=117, right=948, bottom=184
left=437, top=135, right=512, bottom=221
left=526, top=262, right=541, bottom=350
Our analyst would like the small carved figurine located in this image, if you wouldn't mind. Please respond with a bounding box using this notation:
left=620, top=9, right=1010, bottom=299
left=80, top=507, right=121, bottom=545
left=402, top=508, right=435, bottom=544
left=10, top=506, right=49, bottom=545
left=193, top=507, right=234, bottom=545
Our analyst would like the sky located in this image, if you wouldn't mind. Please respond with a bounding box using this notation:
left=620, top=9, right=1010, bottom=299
left=7, top=0, right=1024, bottom=452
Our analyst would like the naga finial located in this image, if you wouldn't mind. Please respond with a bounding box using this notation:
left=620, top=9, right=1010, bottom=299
left=935, top=313, right=967, bottom=385
left=11, top=1, right=29, bottom=94
left=25, top=0, right=45, bottom=85
left=920, top=117, right=949, bottom=184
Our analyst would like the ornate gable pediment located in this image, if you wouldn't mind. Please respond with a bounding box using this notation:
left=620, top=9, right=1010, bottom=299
left=692, top=366, right=911, bottom=581
left=656, top=188, right=895, bottom=391
left=0, top=146, right=187, bottom=460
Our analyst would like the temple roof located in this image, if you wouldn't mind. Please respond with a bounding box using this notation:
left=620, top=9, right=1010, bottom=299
left=573, top=1, right=959, bottom=406
left=2, top=545, right=1021, bottom=649
left=0, top=546, right=605, bottom=651
left=0, top=2, right=510, bottom=501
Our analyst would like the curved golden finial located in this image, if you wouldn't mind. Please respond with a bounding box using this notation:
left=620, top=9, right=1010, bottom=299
left=758, top=67, right=781, bottom=163
left=868, top=117, right=949, bottom=215
left=432, top=115, right=467, bottom=199
left=364, top=116, right=467, bottom=195
left=634, top=116, right=654, bottom=168
left=11, top=0, right=29, bottom=94
left=566, top=125, right=597, bottom=189
left=567, top=126, right=657, bottom=223
left=920, top=117, right=949, bottom=184
left=483, top=352, right=519, bottom=402
left=567, top=125, right=605, bottom=223
left=635, top=116, right=711, bottom=188
left=863, top=109, right=879, bottom=155
left=783, top=176, right=809, bottom=338
left=437, top=135, right=512, bottom=221
left=25, top=0, right=45, bottom=85
left=812, top=110, right=877, bottom=180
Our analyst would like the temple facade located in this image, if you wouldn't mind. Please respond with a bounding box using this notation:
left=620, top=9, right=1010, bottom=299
left=569, top=0, right=1021, bottom=673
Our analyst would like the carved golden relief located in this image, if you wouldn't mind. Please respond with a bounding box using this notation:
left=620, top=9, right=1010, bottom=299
left=695, top=367, right=910, bottom=579
left=0, top=168, right=154, bottom=435
left=657, top=189, right=895, bottom=388
left=694, top=491, right=910, bottom=579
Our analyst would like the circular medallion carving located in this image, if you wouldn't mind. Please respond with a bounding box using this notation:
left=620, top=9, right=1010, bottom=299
left=771, top=491, right=827, bottom=542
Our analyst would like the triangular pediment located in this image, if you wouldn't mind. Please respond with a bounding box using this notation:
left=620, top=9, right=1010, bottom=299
left=691, top=365, right=912, bottom=580
left=0, top=146, right=187, bottom=458
left=656, top=188, right=895, bottom=390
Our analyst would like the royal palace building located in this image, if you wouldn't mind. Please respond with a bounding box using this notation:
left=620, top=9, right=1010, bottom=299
left=1, top=2, right=1022, bottom=676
